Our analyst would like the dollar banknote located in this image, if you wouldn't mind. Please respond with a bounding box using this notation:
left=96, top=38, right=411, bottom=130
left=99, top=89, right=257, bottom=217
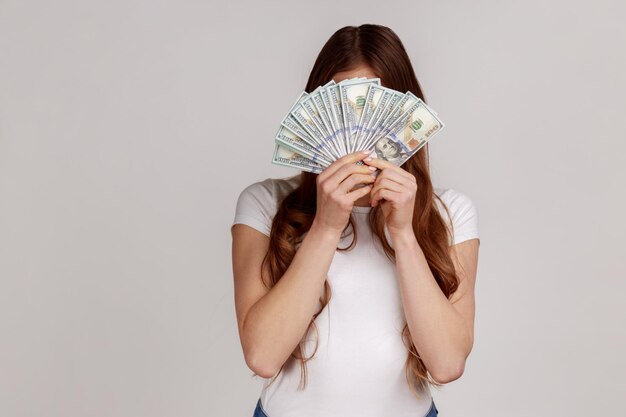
left=272, top=77, right=445, bottom=173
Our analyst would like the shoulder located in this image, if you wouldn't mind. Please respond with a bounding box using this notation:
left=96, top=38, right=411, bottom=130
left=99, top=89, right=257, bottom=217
left=433, top=187, right=480, bottom=246
left=237, top=174, right=301, bottom=210
left=434, top=187, right=476, bottom=215
left=232, top=174, right=301, bottom=237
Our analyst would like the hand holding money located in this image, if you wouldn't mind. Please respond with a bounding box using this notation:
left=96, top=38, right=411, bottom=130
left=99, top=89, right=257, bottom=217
left=312, top=150, right=377, bottom=233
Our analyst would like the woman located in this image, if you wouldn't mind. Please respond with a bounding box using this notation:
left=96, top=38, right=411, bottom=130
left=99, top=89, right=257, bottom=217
left=231, top=24, right=480, bottom=417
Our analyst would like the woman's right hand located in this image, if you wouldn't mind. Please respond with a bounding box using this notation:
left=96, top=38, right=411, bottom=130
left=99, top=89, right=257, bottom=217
left=313, top=150, right=377, bottom=234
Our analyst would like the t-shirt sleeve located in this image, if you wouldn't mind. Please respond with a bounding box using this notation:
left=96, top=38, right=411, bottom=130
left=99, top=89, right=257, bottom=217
left=443, top=189, right=480, bottom=245
left=231, top=179, right=276, bottom=237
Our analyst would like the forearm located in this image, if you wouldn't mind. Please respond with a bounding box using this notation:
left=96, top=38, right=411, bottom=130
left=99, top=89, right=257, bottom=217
left=243, top=220, right=341, bottom=376
left=392, top=230, right=472, bottom=383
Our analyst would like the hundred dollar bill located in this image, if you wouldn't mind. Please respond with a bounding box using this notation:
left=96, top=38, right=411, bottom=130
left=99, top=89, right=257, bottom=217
left=288, top=86, right=344, bottom=161
left=280, top=92, right=338, bottom=162
left=274, top=91, right=331, bottom=166
left=372, top=91, right=405, bottom=139
left=324, top=83, right=347, bottom=157
left=275, top=125, right=332, bottom=167
left=352, top=83, right=384, bottom=151
left=271, top=143, right=324, bottom=173
left=357, top=86, right=405, bottom=151
left=301, top=80, right=343, bottom=158
left=358, top=88, right=396, bottom=151
left=339, top=78, right=380, bottom=153
left=326, top=78, right=380, bottom=157
left=361, top=90, right=420, bottom=151
left=301, top=94, right=342, bottom=158
left=369, top=96, right=445, bottom=167
left=318, top=83, right=347, bottom=156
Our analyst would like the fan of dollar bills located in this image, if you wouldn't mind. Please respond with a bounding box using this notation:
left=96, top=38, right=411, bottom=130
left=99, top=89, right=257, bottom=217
left=271, top=77, right=445, bottom=174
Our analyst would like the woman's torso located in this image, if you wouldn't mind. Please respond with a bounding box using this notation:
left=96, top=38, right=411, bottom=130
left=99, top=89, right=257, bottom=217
left=257, top=176, right=435, bottom=417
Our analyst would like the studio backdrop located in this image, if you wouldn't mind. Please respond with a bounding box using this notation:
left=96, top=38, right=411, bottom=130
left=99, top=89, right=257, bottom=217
left=1, top=1, right=624, bottom=416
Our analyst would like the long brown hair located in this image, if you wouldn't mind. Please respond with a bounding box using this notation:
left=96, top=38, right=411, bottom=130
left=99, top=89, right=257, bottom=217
left=259, top=24, right=460, bottom=400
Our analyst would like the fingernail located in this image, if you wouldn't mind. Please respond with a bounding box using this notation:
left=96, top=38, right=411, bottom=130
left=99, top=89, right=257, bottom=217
left=364, top=157, right=372, bottom=162
left=368, top=166, right=376, bottom=171
left=362, top=150, right=370, bottom=154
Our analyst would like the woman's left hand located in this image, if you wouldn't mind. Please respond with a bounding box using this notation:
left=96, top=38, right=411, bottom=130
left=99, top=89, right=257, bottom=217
left=363, top=156, right=417, bottom=237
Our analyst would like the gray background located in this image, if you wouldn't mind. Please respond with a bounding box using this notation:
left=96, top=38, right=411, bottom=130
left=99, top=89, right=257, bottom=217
left=1, top=0, right=624, bottom=416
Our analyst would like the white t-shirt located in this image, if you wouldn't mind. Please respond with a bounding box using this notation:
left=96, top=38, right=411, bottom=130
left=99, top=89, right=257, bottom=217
left=232, top=174, right=479, bottom=417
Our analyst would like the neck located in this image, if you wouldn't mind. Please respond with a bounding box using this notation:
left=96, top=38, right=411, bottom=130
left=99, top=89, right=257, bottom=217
left=353, top=194, right=372, bottom=207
